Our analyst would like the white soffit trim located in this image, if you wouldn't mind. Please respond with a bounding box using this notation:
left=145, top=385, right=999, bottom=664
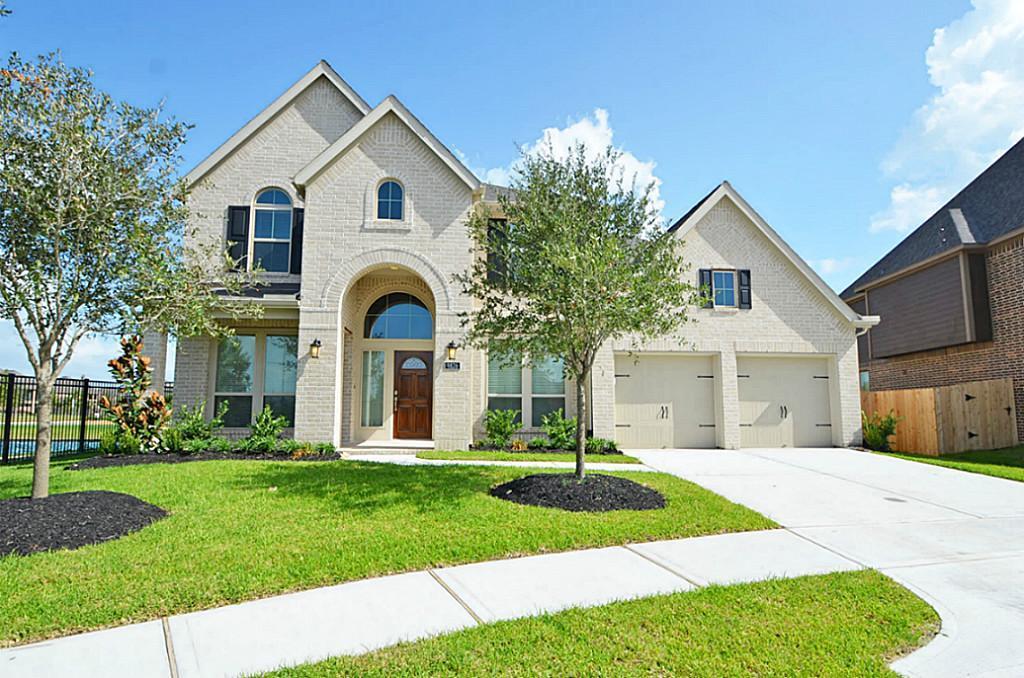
left=672, top=181, right=870, bottom=326
left=184, top=61, right=371, bottom=188
left=293, top=95, right=480, bottom=191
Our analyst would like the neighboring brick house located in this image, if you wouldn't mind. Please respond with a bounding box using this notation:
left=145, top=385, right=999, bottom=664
left=842, top=137, right=1024, bottom=440
left=149, top=61, right=875, bottom=450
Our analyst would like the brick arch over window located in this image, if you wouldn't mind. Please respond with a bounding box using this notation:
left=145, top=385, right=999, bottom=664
left=318, top=248, right=452, bottom=312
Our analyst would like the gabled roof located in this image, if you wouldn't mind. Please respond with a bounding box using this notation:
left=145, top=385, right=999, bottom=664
left=670, top=181, right=877, bottom=327
left=842, top=136, right=1024, bottom=298
left=294, top=95, right=480, bottom=191
left=184, top=61, right=371, bottom=188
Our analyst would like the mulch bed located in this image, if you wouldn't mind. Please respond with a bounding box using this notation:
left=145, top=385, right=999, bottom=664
left=0, top=490, right=167, bottom=557
left=490, top=473, right=666, bottom=512
left=66, top=451, right=344, bottom=471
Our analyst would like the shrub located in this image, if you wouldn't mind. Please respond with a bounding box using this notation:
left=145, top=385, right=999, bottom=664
left=99, top=428, right=141, bottom=455
left=172, top=400, right=228, bottom=442
left=541, top=409, right=577, bottom=451
left=314, top=442, right=335, bottom=455
left=208, top=437, right=234, bottom=454
left=98, top=336, right=172, bottom=453
left=862, top=410, right=901, bottom=452
left=484, top=409, right=520, bottom=449
left=275, top=439, right=305, bottom=454
left=585, top=437, right=618, bottom=455
left=162, top=426, right=184, bottom=454
left=182, top=438, right=213, bottom=455
left=528, top=436, right=550, bottom=449
left=241, top=406, right=289, bottom=454
left=510, top=438, right=528, bottom=452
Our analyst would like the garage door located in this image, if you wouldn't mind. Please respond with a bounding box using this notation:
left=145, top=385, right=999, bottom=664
left=614, top=354, right=716, bottom=449
left=737, top=356, right=832, bottom=447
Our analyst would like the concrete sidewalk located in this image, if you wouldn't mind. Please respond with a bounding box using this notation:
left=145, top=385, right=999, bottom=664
left=0, top=529, right=858, bottom=678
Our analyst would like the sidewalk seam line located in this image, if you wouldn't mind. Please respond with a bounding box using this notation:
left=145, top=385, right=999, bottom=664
left=428, top=569, right=484, bottom=625
left=784, top=528, right=870, bottom=569
left=622, top=544, right=704, bottom=587
left=161, top=617, right=179, bottom=678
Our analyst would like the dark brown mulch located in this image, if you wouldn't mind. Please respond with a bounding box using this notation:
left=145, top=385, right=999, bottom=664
left=0, top=490, right=167, bottom=557
left=490, top=473, right=666, bottom=512
left=66, top=451, right=343, bottom=471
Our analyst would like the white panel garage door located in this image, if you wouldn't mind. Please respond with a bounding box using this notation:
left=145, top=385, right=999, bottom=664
left=614, top=354, right=716, bottom=449
left=737, top=356, right=832, bottom=448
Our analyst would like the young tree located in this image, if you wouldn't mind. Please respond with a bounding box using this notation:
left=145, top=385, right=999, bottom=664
left=459, top=144, right=701, bottom=480
left=0, top=53, right=257, bottom=498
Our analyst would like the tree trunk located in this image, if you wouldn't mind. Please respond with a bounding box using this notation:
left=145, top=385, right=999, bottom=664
left=575, top=370, right=588, bottom=481
left=31, top=373, right=54, bottom=499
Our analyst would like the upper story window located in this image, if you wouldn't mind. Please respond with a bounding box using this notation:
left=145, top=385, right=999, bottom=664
left=712, top=270, right=736, bottom=307
left=364, top=292, right=432, bottom=339
left=699, top=268, right=750, bottom=309
left=252, top=188, right=292, bottom=272
left=376, top=180, right=404, bottom=221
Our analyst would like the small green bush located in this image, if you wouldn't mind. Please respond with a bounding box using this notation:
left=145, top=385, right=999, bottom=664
left=314, top=442, right=335, bottom=455
left=242, top=406, right=289, bottom=454
left=99, top=429, right=141, bottom=455
left=208, top=437, right=234, bottom=454
left=172, top=400, right=228, bottom=441
left=541, top=409, right=577, bottom=451
left=162, top=426, right=184, bottom=454
left=585, top=437, right=618, bottom=455
left=484, top=409, right=520, bottom=449
left=528, top=436, right=550, bottom=449
left=275, top=439, right=304, bottom=454
left=182, top=438, right=212, bottom=455
left=862, top=410, right=901, bottom=452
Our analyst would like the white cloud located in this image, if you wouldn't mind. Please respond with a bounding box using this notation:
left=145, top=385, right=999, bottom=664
left=476, top=109, right=665, bottom=221
left=810, top=257, right=858, bottom=276
left=870, top=0, right=1024, bottom=233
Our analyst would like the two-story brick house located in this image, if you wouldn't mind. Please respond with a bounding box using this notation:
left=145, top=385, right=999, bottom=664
left=842, top=137, right=1024, bottom=440
left=148, top=61, right=876, bottom=450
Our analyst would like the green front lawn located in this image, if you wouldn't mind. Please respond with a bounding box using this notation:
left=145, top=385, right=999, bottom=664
left=418, top=449, right=641, bottom=464
left=270, top=570, right=938, bottom=677
left=0, top=458, right=773, bottom=646
left=885, top=445, right=1024, bottom=483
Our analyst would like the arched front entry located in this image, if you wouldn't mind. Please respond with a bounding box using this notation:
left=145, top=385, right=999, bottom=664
left=343, top=271, right=436, bottom=444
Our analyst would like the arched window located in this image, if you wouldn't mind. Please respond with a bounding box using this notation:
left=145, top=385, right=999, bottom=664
left=252, top=188, right=292, bottom=272
left=364, top=292, right=432, bottom=339
left=376, top=180, right=404, bottom=221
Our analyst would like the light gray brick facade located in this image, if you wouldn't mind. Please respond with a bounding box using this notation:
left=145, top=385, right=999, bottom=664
left=172, top=62, right=869, bottom=450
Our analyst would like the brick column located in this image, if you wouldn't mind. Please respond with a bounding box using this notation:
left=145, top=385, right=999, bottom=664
left=141, top=329, right=168, bottom=395
left=433, top=311, right=472, bottom=450
left=294, top=307, right=341, bottom=445
left=717, top=347, right=740, bottom=449
left=590, top=342, right=616, bottom=441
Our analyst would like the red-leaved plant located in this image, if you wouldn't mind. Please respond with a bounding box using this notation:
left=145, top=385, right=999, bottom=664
left=99, top=335, right=172, bottom=453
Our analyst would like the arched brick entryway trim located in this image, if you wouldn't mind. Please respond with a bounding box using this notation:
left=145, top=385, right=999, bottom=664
left=317, top=247, right=453, bottom=312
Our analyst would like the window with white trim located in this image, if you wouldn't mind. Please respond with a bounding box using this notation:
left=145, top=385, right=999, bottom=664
left=361, top=350, right=386, bottom=427
left=487, top=353, right=567, bottom=428
left=376, top=180, right=404, bottom=221
left=712, top=270, right=737, bottom=307
left=252, top=188, right=292, bottom=272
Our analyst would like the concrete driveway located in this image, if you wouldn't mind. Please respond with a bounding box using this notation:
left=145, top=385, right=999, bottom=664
left=634, top=448, right=1024, bottom=678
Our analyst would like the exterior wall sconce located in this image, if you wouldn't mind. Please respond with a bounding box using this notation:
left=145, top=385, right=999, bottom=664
left=309, top=338, right=322, bottom=359
left=446, top=341, right=458, bottom=361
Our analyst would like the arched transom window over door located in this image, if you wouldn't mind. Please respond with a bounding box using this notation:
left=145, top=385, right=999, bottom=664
left=252, top=188, right=292, bottom=272
left=364, top=293, right=432, bottom=339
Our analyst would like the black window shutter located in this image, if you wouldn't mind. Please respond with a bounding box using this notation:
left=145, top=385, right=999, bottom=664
left=698, top=269, right=713, bottom=308
left=226, top=206, right=249, bottom=271
left=487, top=219, right=508, bottom=284
left=738, top=269, right=752, bottom=309
left=290, top=208, right=304, bottom=274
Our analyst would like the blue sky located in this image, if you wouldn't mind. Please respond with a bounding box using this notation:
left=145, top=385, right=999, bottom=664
left=3, top=0, right=1023, bottom=378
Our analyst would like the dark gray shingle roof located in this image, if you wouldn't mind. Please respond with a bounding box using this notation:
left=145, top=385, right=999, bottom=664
left=842, top=137, right=1024, bottom=297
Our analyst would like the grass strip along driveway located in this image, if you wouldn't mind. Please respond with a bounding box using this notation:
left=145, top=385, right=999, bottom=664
left=270, top=570, right=938, bottom=677
left=417, top=449, right=642, bottom=464
left=0, top=458, right=772, bottom=646
left=885, top=446, right=1024, bottom=483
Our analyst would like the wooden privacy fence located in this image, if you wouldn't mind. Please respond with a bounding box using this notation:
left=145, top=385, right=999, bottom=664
left=861, top=378, right=1018, bottom=456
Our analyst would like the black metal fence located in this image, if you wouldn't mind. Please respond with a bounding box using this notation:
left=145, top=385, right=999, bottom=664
left=0, top=374, right=174, bottom=464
